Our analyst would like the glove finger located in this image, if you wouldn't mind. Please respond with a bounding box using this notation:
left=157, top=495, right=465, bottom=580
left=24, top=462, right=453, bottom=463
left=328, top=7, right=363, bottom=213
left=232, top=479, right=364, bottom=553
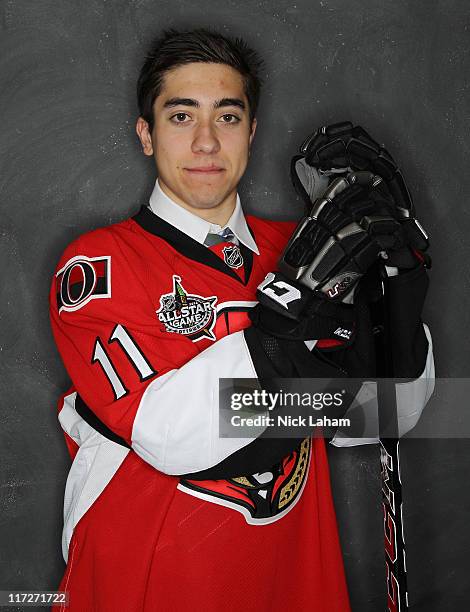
left=301, top=130, right=329, bottom=159
left=360, top=212, right=401, bottom=235
left=346, top=138, right=381, bottom=171
left=317, top=190, right=362, bottom=233
left=402, top=218, right=430, bottom=251
left=370, top=152, right=398, bottom=181
left=307, top=226, right=380, bottom=297
left=387, top=172, right=414, bottom=214
left=330, top=185, right=378, bottom=218
left=314, top=139, right=349, bottom=169
left=312, top=170, right=376, bottom=211
left=288, top=181, right=380, bottom=272
left=325, top=121, right=355, bottom=138
left=327, top=171, right=392, bottom=218
left=283, top=218, right=331, bottom=268
left=310, top=172, right=393, bottom=235
left=336, top=194, right=378, bottom=220
left=303, top=121, right=353, bottom=164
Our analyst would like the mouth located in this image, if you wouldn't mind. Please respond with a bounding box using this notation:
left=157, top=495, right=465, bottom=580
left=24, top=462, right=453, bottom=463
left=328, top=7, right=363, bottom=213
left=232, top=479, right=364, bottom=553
left=184, top=166, right=225, bottom=175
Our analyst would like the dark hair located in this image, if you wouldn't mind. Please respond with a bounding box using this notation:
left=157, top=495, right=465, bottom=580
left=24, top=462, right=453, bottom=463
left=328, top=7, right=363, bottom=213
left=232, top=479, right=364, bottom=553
left=137, top=28, right=264, bottom=128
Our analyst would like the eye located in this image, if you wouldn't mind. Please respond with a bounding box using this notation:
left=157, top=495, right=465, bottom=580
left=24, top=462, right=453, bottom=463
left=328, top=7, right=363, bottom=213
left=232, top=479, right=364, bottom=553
left=218, top=114, right=241, bottom=124
left=170, top=112, right=191, bottom=123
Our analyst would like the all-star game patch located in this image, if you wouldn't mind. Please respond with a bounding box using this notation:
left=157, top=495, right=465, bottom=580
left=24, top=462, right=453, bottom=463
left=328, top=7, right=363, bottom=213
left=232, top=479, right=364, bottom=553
left=222, top=245, right=244, bottom=269
left=157, top=275, right=218, bottom=342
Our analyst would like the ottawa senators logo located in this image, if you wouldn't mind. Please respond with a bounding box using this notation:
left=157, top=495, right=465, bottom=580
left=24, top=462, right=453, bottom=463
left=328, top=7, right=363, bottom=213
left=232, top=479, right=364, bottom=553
left=178, top=438, right=312, bottom=524
left=56, top=255, right=111, bottom=314
left=157, top=275, right=217, bottom=342
left=222, top=245, right=244, bottom=269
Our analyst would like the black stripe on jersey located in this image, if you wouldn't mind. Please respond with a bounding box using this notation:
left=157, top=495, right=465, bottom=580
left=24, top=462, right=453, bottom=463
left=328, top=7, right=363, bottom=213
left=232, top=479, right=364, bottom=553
left=216, top=304, right=257, bottom=316
left=133, top=206, right=254, bottom=286
left=75, top=394, right=130, bottom=449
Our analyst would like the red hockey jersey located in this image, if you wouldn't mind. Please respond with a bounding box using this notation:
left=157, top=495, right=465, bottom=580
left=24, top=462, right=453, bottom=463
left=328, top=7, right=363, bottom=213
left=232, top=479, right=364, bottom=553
left=50, top=205, right=351, bottom=611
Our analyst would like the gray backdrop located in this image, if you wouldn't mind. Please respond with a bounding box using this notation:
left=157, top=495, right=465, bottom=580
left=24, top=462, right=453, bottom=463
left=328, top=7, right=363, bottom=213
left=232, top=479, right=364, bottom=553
left=1, top=0, right=469, bottom=610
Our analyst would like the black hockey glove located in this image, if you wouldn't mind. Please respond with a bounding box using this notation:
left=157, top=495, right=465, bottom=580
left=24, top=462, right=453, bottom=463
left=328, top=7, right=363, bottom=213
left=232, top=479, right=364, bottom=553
left=243, top=176, right=381, bottom=452
left=247, top=169, right=392, bottom=374
left=292, top=121, right=431, bottom=271
left=277, top=169, right=396, bottom=304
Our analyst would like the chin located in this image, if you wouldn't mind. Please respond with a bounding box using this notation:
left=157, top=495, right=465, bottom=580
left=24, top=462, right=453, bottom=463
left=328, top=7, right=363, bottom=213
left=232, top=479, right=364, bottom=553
left=188, top=195, right=226, bottom=210
left=184, top=186, right=229, bottom=210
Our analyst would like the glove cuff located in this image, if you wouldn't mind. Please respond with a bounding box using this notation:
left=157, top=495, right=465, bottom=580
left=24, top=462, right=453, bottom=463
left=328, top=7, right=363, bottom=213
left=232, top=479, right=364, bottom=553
left=251, top=288, right=356, bottom=343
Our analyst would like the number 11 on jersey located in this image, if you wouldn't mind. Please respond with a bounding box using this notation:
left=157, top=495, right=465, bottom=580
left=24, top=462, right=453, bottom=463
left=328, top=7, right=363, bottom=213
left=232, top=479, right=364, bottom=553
left=92, top=324, right=156, bottom=400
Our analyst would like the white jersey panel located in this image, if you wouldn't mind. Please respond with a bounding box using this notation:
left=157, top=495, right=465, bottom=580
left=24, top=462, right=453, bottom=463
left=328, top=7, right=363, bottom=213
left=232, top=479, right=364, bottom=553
left=58, top=392, right=130, bottom=561
left=131, top=330, right=259, bottom=475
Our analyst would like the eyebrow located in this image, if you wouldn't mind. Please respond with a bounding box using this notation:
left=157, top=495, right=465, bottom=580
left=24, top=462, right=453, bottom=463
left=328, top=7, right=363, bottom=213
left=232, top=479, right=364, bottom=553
left=163, top=97, right=246, bottom=111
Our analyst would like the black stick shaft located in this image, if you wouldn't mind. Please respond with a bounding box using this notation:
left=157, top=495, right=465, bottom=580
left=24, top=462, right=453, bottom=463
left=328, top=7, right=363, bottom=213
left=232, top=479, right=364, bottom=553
left=378, top=271, right=408, bottom=611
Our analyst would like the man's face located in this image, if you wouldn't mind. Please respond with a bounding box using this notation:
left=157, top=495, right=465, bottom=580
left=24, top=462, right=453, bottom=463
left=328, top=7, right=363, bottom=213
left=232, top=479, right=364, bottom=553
left=136, top=62, right=257, bottom=215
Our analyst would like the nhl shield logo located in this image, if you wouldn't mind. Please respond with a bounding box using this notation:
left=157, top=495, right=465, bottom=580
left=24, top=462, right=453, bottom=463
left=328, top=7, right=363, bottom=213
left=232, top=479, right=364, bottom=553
left=222, top=245, right=244, bottom=269
left=157, top=275, right=217, bottom=342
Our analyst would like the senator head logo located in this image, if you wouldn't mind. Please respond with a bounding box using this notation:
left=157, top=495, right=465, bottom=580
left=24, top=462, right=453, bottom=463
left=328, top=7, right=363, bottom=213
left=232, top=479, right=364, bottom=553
left=179, top=438, right=312, bottom=523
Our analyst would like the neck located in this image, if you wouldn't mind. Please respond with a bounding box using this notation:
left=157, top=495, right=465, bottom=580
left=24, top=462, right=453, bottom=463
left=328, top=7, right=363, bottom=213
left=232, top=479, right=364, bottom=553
left=158, top=181, right=236, bottom=226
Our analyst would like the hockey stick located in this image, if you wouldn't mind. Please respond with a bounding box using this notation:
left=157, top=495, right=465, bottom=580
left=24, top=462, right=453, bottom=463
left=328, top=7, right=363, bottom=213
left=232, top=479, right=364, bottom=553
left=288, top=121, right=429, bottom=610
left=377, top=267, right=408, bottom=611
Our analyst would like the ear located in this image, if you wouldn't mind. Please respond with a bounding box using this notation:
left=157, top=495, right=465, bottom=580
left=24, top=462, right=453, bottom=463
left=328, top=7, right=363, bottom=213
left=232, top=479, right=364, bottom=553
left=136, top=117, right=154, bottom=156
left=249, top=118, right=257, bottom=147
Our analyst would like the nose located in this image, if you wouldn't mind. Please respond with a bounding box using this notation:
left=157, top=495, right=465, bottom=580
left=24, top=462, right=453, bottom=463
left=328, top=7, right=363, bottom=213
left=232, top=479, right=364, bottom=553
left=191, top=120, right=221, bottom=155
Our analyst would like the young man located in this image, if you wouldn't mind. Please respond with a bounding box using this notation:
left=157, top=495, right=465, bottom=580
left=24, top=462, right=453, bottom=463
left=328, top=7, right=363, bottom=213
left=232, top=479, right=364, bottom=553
left=50, top=29, right=433, bottom=611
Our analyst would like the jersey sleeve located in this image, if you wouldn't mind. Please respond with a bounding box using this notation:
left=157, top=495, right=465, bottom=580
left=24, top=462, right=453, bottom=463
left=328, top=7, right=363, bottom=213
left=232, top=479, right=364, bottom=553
left=50, top=229, right=264, bottom=476
left=331, top=264, right=435, bottom=447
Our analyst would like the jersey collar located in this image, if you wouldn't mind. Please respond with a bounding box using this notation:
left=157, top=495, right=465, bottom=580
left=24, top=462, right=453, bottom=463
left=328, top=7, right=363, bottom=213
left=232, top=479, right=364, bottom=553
left=148, top=179, right=260, bottom=255
left=133, top=205, right=254, bottom=286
